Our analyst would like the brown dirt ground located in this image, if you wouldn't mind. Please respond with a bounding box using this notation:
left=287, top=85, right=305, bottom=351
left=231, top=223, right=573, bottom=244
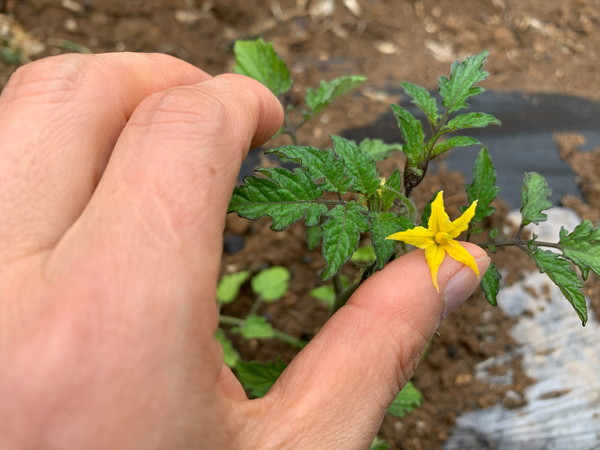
left=1, top=1, right=599, bottom=448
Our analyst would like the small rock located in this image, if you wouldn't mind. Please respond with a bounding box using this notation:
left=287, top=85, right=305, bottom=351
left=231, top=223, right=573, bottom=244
left=454, top=373, right=474, bottom=386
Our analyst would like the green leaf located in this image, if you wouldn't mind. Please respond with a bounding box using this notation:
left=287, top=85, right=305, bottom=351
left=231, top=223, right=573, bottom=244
left=369, top=437, right=391, bottom=450
left=370, top=212, right=413, bottom=270
left=268, top=146, right=352, bottom=193
left=306, top=225, right=323, bottom=250
left=358, top=138, right=402, bottom=162
left=321, top=202, right=369, bottom=279
left=559, top=221, right=600, bottom=280
left=214, top=328, right=240, bottom=367
left=463, top=147, right=499, bottom=223
left=232, top=314, right=276, bottom=339
left=309, top=275, right=349, bottom=310
left=251, top=266, right=290, bottom=301
left=233, top=39, right=292, bottom=96
left=439, top=51, right=489, bottom=113
left=432, top=136, right=480, bottom=157
left=387, top=382, right=423, bottom=418
left=331, top=135, right=380, bottom=195
left=520, top=172, right=552, bottom=225
left=235, top=359, right=286, bottom=398
left=480, top=263, right=501, bottom=307
left=444, top=112, right=501, bottom=131
left=400, top=81, right=439, bottom=124
left=217, top=271, right=251, bottom=304
left=351, top=246, right=376, bottom=264
left=309, top=284, right=336, bottom=309
left=229, top=167, right=328, bottom=230
left=390, top=104, right=425, bottom=167
left=381, top=169, right=403, bottom=211
left=305, top=75, right=366, bottom=116
left=532, top=249, right=587, bottom=326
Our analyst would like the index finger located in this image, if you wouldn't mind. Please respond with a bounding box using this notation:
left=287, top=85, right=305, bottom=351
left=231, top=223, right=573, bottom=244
left=0, top=53, right=211, bottom=263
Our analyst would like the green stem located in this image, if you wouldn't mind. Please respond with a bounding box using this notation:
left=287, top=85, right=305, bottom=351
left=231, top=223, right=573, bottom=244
left=332, top=282, right=359, bottom=314
left=219, top=315, right=306, bottom=349
left=479, top=239, right=561, bottom=250
left=247, top=296, right=264, bottom=317
left=382, top=186, right=416, bottom=221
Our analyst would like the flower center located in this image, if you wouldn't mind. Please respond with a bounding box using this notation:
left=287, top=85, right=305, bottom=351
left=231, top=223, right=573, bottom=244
left=435, top=231, right=452, bottom=245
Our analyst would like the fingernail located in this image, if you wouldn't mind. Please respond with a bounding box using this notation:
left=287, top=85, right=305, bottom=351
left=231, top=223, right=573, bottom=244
left=442, top=255, right=490, bottom=318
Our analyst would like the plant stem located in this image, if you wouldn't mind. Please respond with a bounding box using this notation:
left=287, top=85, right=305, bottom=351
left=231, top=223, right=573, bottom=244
left=382, top=186, right=416, bottom=221
left=247, top=296, right=264, bottom=317
left=333, top=274, right=345, bottom=296
left=479, top=238, right=561, bottom=250
left=219, top=315, right=306, bottom=349
left=332, top=282, right=359, bottom=314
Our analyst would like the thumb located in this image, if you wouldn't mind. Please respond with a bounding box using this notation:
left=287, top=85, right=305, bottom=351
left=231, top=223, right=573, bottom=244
left=251, top=243, right=489, bottom=449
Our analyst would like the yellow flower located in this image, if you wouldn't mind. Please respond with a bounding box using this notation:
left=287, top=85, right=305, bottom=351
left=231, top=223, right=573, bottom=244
left=386, top=191, right=479, bottom=292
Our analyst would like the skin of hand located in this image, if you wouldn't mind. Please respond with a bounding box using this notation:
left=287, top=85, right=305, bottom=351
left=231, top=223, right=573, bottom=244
left=0, top=53, right=490, bottom=449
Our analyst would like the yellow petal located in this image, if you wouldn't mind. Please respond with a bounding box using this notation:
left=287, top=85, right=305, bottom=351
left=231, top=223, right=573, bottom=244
left=444, top=240, right=480, bottom=277
left=428, top=191, right=450, bottom=234
left=447, top=200, right=478, bottom=238
left=425, top=243, right=446, bottom=292
left=386, top=226, right=435, bottom=249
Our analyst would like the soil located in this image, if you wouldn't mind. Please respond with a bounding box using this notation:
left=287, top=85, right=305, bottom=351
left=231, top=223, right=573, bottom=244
left=1, top=1, right=598, bottom=448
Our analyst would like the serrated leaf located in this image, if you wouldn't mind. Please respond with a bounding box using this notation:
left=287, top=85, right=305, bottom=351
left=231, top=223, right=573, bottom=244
left=381, top=169, right=403, bottom=211
left=400, top=81, right=439, bottom=124
left=233, top=39, right=292, bottom=96
left=387, top=382, right=423, bottom=418
left=391, top=104, right=425, bottom=167
left=251, top=266, right=290, bottom=301
left=352, top=245, right=376, bottom=264
left=463, top=147, right=499, bottom=223
left=217, top=271, right=251, bottom=304
left=232, top=314, right=276, bottom=339
left=305, top=75, right=366, bottom=116
left=432, top=136, right=480, bottom=157
left=532, top=249, right=587, bottom=326
left=358, top=138, right=402, bottom=162
left=331, top=135, right=380, bottom=195
left=306, top=225, right=323, bottom=250
left=268, top=146, right=352, bottom=193
left=439, top=51, right=489, bottom=113
left=235, top=359, right=286, bottom=398
left=321, top=202, right=369, bottom=279
left=520, top=172, right=552, bottom=225
left=229, top=167, right=328, bottom=230
left=370, top=212, right=413, bottom=269
left=559, top=221, right=600, bottom=280
left=480, top=263, right=501, bottom=306
left=214, top=328, right=240, bottom=367
left=444, top=112, right=501, bottom=131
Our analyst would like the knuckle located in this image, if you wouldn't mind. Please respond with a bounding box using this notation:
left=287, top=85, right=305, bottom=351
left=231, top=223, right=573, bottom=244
left=2, top=54, right=89, bottom=105
left=130, top=86, right=233, bottom=141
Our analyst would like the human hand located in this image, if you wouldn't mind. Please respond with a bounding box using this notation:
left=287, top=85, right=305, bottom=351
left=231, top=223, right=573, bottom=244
left=0, top=53, right=489, bottom=449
